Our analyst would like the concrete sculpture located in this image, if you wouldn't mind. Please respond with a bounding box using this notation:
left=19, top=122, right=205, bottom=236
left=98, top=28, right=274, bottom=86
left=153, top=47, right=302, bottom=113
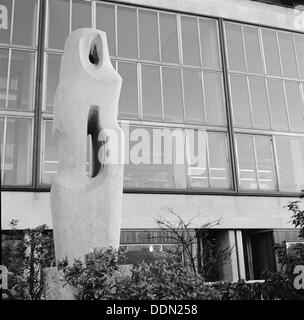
left=50, top=28, right=124, bottom=263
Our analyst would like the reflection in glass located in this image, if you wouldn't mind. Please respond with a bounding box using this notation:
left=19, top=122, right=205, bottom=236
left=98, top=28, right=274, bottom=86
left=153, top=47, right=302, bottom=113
left=45, top=54, right=61, bottom=112
left=142, top=65, right=162, bottom=120
left=96, top=3, right=116, bottom=56
left=117, top=7, right=137, bottom=58
left=0, top=0, right=12, bottom=44
left=2, top=117, right=33, bottom=185
left=160, top=13, right=179, bottom=64
left=200, top=19, right=220, bottom=69
left=0, top=49, right=9, bottom=108
left=162, top=67, right=183, bottom=122
left=72, top=0, right=91, bottom=31
left=204, top=72, right=225, bottom=125
left=230, top=74, right=251, bottom=127
left=181, top=16, right=200, bottom=66
left=139, top=10, right=159, bottom=61
left=47, top=0, right=70, bottom=50
left=8, top=50, right=35, bottom=110
left=13, top=0, right=37, bottom=46
left=183, top=69, right=204, bottom=124
left=118, top=62, right=138, bottom=119
left=225, top=23, right=246, bottom=71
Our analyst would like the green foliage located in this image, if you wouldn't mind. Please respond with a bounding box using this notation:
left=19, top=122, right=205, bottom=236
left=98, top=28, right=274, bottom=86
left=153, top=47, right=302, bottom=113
left=1, top=220, right=55, bottom=300
left=286, top=191, right=304, bottom=239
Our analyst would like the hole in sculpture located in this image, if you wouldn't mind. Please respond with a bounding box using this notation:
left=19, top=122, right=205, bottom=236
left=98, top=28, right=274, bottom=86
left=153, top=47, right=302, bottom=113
left=87, top=106, right=104, bottom=178
left=89, top=34, right=102, bottom=66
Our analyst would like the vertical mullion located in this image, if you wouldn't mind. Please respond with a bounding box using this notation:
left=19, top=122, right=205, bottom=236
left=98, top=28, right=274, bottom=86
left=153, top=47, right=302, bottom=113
left=246, top=76, right=254, bottom=128
left=180, top=68, right=186, bottom=123
left=271, top=135, right=280, bottom=192
left=159, top=65, right=165, bottom=121
left=69, top=0, right=72, bottom=34
left=292, top=34, right=300, bottom=80
left=33, top=0, right=46, bottom=189
left=219, top=18, right=239, bottom=192
left=197, top=17, right=203, bottom=67
left=137, top=63, right=142, bottom=120
left=252, top=135, right=260, bottom=190
left=276, top=31, right=284, bottom=77
left=259, top=27, right=267, bottom=76
left=35, top=0, right=41, bottom=48
left=136, top=8, right=140, bottom=59
left=5, top=49, right=12, bottom=109
left=184, top=129, right=191, bottom=190
left=177, top=14, right=183, bottom=65
left=299, top=83, right=304, bottom=125
left=282, top=80, right=291, bottom=131
left=241, top=25, right=248, bottom=72
left=1, top=117, right=7, bottom=184
left=206, top=132, right=212, bottom=188
left=114, top=4, right=118, bottom=57
left=91, top=0, right=96, bottom=29
left=10, top=0, right=15, bottom=44
left=264, top=78, right=274, bottom=129
left=201, top=70, right=207, bottom=125
left=157, top=11, right=162, bottom=62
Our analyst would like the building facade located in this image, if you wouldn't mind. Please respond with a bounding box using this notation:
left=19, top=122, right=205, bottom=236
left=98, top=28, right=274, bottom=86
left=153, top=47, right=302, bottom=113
left=1, top=0, right=304, bottom=281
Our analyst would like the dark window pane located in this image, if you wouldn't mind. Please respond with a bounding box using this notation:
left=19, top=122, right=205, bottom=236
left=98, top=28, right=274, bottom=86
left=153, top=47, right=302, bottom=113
left=118, top=62, right=138, bottom=119
left=181, top=16, right=200, bottom=66
left=8, top=50, right=35, bottom=110
left=142, top=65, right=162, bottom=120
left=200, top=19, right=220, bottom=69
left=267, top=79, right=289, bottom=130
left=139, top=10, right=159, bottom=61
left=262, top=29, right=281, bottom=76
left=47, top=0, right=70, bottom=50
left=230, top=74, right=251, bottom=127
left=0, top=0, right=12, bottom=44
left=2, top=117, right=33, bottom=185
left=72, top=0, right=91, bottom=31
left=285, top=81, right=304, bottom=132
left=117, top=6, right=137, bottom=58
left=278, top=32, right=298, bottom=79
left=249, top=77, right=271, bottom=129
left=13, top=0, right=38, bottom=46
left=160, top=13, right=179, bottom=64
left=0, top=49, right=9, bottom=108
left=243, top=26, right=263, bottom=74
left=96, top=3, right=116, bottom=56
left=183, top=69, right=204, bottom=124
left=225, top=23, right=246, bottom=71
left=45, top=54, right=61, bottom=112
left=204, top=72, right=225, bottom=125
left=162, top=67, right=183, bottom=122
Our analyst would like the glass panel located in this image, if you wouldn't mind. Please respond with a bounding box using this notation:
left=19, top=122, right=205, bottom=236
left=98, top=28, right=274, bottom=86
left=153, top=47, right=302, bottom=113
left=204, top=72, right=225, bottom=125
left=45, top=54, right=61, bottom=112
left=267, top=79, right=289, bottom=130
left=118, top=62, right=138, bottom=119
left=275, top=136, right=304, bottom=192
left=162, top=67, right=183, bottom=122
left=159, top=13, right=179, bottom=64
left=47, top=0, right=70, bottom=50
left=183, top=69, right=204, bottom=124
left=117, top=6, right=137, bottom=58
left=96, top=3, right=116, bottom=56
left=249, top=77, right=271, bottom=129
left=200, top=19, right=220, bottom=69
left=262, top=29, right=281, bottom=76
left=8, top=50, right=35, bottom=110
left=139, top=10, right=159, bottom=61
left=181, top=16, right=200, bottom=66
left=208, top=132, right=230, bottom=189
left=0, top=49, right=9, bottom=108
left=72, top=0, right=91, bottom=30
left=295, top=34, right=304, bottom=79
left=2, top=117, right=33, bottom=185
left=285, top=81, right=304, bottom=132
left=187, top=129, right=208, bottom=188
left=0, top=117, right=4, bottom=160
left=243, top=26, right=263, bottom=74
left=254, top=136, right=276, bottom=190
left=122, top=125, right=186, bottom=189
left=236, top=134, right=258, bottom=190
left=12, top=0, right=37, bottom=46
left=0, top=0, right=12, bottom=44
left=42, top=121, right=58, bottom=184
left=278, top=32, right=298, bottom=79
left=142, top=64, right=162, bottom=120
left=230, top=74, right=251, bottom=127
left=225, top=23, right=246, bottom=72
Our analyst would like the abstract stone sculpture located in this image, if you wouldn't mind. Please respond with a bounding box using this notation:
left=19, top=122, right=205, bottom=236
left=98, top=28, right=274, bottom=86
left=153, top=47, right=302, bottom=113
left=50, top=28, right=124, bottom=263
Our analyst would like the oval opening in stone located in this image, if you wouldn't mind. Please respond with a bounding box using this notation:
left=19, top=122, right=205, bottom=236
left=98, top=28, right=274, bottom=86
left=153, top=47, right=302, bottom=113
left=89, top=34, right=103, bottom=66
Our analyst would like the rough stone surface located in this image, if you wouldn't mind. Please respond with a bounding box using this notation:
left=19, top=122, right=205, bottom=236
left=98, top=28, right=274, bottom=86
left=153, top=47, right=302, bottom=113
left=50, top=28, right=124, bottom=263
left=43, top=267, right=78, bottom=300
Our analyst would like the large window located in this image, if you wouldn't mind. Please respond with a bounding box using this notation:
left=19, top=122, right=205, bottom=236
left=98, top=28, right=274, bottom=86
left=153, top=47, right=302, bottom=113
left=2, top=0, right=304, bottom=195
left=225, top=21, right=304, bottom=192
left=0, top=0, right=39, bottom=186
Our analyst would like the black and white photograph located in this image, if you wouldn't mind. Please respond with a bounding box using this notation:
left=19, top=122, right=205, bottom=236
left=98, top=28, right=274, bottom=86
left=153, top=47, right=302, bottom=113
left=1, top=0, right=304, bottom=312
